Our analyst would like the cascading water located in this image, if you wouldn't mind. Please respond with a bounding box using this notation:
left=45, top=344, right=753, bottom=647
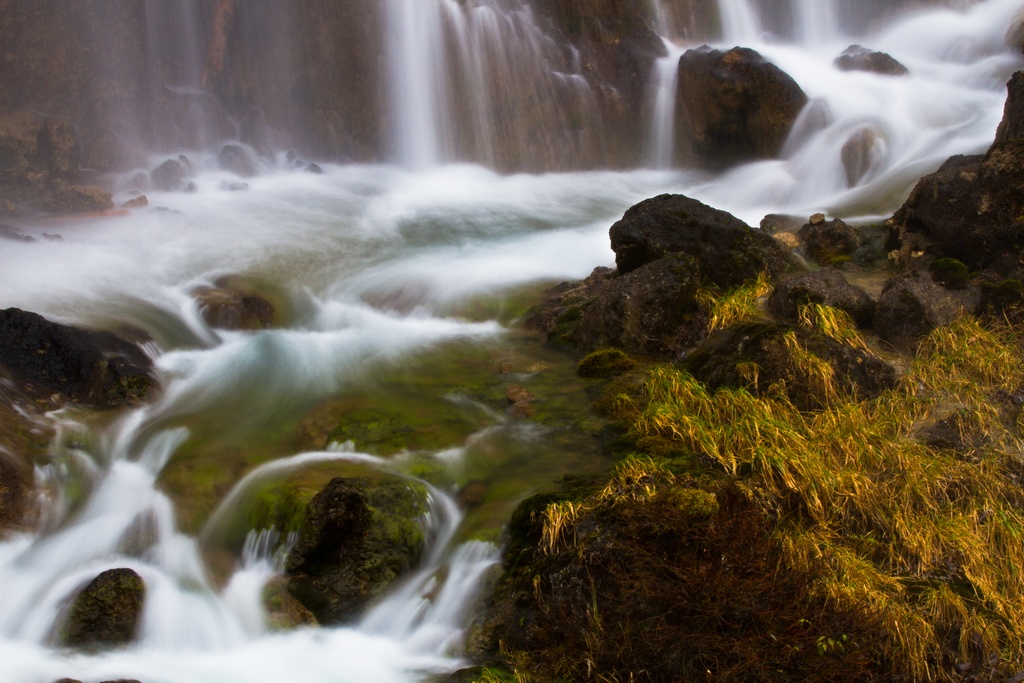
left=386, top=0, right=450, bottom=168
left=1, top=1, right=1023, bottom=682
left=384, top=0, right=605, bottom=170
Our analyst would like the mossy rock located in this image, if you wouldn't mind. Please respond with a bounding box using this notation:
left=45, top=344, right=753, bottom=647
left=477, top=481, right=888, bottom=681
left=285, top=475, right=428, bottom=624
left=577, top=348, right=636, bottom=379
left=61, top=568, right=145, bottom=649
left=928, top=258, right=970, bottom=290
left=683, top=321, right=897, bottom=411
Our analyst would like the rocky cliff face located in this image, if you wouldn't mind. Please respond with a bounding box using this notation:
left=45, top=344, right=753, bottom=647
left=0, top=0, right=708, bottom=176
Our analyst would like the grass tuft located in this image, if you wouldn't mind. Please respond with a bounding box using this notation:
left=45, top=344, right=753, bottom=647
left=698, top=273, right=772, bottom=333
left=626, top=316, right=1024, bottom=678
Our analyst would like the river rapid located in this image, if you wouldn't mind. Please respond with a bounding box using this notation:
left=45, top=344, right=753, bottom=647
left=0, top=1, right=1022, bottom=681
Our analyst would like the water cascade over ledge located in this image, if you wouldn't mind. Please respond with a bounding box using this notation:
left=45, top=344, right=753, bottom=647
left=0, top=0, right=1022, bottom=681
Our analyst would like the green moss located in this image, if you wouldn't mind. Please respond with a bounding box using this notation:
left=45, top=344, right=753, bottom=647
left=928, top=257, right=970, bottom=289
left=577, top=348, right=636, bottom=379
left=323, top=408, right=413, bottom=454
left=663, top=487, right=719, bottom=518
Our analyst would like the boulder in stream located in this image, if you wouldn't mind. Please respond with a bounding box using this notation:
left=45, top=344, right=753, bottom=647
left=527, top=194, right=802, bottom=359
left=0, top=308, right=157, bottom=408
left=609, top=194, right=801, bottom=283
left=675, top=46, right=808, bottom=168
left=60, top=568, right=145, bottom=648
left=833, top=45, right=909, bottom=76
left=285, top=476, right=427, bottom=624
left=191, top=277, right=276, bottom=330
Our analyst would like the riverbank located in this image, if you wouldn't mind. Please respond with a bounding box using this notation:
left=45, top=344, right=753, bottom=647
left=466, top=71, right=1024, bottom=682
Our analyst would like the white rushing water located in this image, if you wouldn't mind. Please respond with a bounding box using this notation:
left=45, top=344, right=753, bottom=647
left=0, top=1, right=1022, bottom=682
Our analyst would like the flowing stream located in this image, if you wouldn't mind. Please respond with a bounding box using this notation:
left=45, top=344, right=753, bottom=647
left=0, top=1, right=1022, bottom=682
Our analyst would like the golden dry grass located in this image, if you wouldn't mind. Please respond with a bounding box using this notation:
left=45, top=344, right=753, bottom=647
left=628, top=317, right=1024, bottom=679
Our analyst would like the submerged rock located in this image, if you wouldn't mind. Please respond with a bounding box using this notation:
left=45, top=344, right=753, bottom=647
left=0, top=308, right=157, bottom=408
left=841, top=126, right=884, bottom=186
left=217, top=143, right=257, bottom=177
left=191, top=277, right=276, bottom=330
left=150, top=158, right=189, bottom=192
left=675, top=46, right=808, bottom=168
left=285, top=476, right=427, bottom=624
left=833, top=45, right=909, bottom=76
left=61, top=568, right=145, bottom=648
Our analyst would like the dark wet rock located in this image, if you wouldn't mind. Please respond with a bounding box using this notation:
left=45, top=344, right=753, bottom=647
left=570, top=256, right=705, bottom=358
left=683, top=321, right=897, bottom=411
left=0, top=308, right=157, bottom=408
left=873, top=272, right=981, bottom=351
left=528, top=195, right=800, bottom=360
left=305, top=162, right=323, bottom=174
left=217, top=144, right=257, bottom=177
left=150, top=158, right=189, bottom=192
left=285, top=476, right=427, bottom=624
left=675, top=46, right=808, bottom=168
left=994, top=70, right=1024, bottom=145
left=191, top=278, right=276, bottom=330
left=0, top=223, right=35, bottom=242
left=833, top=45, right=909, bottom=76
left=889, top=141, right=1024, bottom=275
left=767, top=267, right=876, bottom=328
left=609, top=194, right=801, bottom=282
left=889, top=74, right=1024, bottom=276
left=61, top=568, right=145, bottom=648
left=798, top=217, right=862, bottom=266
left=526, top=257, right=708, bottom=359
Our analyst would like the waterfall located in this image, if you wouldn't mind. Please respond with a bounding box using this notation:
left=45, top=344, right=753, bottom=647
left=794, top=0, right=842, bottom=45
left=385, top=0, right=450, bottom=168
left=384, top=0, right=604, bottom=170
left=647, top=40, right=686, bottom=168
left=718, top=0, right=763, bottom=44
